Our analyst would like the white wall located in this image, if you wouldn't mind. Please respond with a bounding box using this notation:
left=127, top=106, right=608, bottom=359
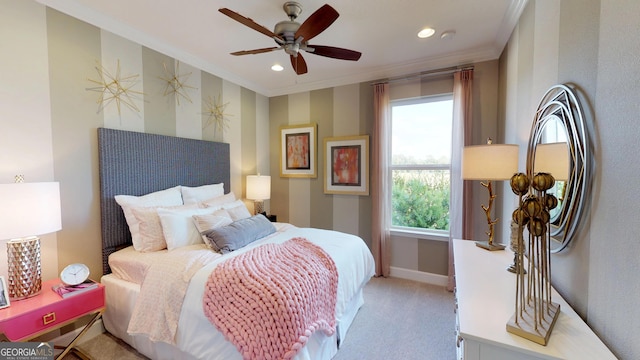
left=0, top=0, right=58, bottom=281
left=589, top=1, right=640, bottom=358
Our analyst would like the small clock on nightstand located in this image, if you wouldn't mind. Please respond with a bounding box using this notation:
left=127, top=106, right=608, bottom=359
left=60, top=263, right=90, bottom=286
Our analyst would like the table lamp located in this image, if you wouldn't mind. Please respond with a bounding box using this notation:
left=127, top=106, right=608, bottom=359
left=0, top=180, right=61, bottom=300
left=461, top=141, right=519, bottom=250
left=533, top=142, right=569, bottom=221
left=246, top=174, right=271, bottom=215
left=534, top=142, right=569, bottom=180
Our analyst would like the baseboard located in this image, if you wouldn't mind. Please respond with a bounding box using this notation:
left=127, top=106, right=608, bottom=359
left=52, top=318, right=105, bottom=347
left=389, top=266, right=449, bottom=287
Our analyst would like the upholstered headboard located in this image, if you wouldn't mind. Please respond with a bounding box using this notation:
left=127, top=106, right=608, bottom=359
left=97, top=128, right=230, bottom=274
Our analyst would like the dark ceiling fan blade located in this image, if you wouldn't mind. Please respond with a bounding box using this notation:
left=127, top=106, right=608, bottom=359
left=219, top=8, right=282, bottom=41
left=306, top=45, right=361, bottom=61
left=231, top=47, right=281, bottom=56
left=295, top=4, right=339, bottom=42
left=290, top=53, right=308, bottom=75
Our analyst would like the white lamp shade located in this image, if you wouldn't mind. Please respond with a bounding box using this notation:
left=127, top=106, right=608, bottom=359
left=534, top=142, right=569, bottom=180
left=0, top=182, right=62, bottom=240
left=246, top=175, right=271, bottom=201
left=462, top=144, right=519, bottom=180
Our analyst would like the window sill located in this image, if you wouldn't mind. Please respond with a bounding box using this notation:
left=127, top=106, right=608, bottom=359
left=390, top=228, right=449, bottom=242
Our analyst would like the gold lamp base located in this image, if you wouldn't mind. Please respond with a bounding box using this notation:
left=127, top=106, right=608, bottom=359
left=506, top=300, right=560, bottom=346
left=475, top=240, right=505, bottom=251
left=7, top=236, right=42, bottom=300
left=253, top=200, right=265, bottom=215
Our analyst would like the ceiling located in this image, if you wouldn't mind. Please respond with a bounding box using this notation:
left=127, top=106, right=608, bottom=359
left=37, top=0, right=527, bottom=97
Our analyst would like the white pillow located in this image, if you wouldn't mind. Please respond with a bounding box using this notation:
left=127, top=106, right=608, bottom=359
left=181, top=183, right=224, bottom=205
left=200, top=192, right=236, bottom=209
left=223, top=200, right=253, bottom=221
left=158, top=207, right=221, bottom=250
left=132, top=204, right=199, bottom=252
left=193, top=209, right=234, bottom=247
left=114, top=186, right=183, bottom=251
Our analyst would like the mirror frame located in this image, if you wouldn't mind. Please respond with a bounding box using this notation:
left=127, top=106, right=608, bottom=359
left=527, top=84, right=590, bottom=253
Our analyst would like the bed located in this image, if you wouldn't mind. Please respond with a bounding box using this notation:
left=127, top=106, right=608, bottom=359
left=97, top=128, right=375, bottom=360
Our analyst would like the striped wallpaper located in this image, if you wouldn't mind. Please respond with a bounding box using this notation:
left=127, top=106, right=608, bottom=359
left=1, top=3, right=270, bottom=279
left=1, top=0, right=499, bottom=285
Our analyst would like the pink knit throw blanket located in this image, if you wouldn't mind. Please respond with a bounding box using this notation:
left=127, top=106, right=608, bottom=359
left=203, top=237, right=338, bottom=360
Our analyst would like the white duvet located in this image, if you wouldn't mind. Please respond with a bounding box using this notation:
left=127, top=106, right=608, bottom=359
left=102, top=225, right=375, bottom=360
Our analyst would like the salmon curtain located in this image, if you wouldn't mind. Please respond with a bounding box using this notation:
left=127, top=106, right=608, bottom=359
left=448, top=69, right=474, bottom=291
left=371, top=82, right=391, bottom=277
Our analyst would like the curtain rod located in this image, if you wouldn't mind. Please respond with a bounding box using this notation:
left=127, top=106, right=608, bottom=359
left=371, top=65, right=474, bottom=85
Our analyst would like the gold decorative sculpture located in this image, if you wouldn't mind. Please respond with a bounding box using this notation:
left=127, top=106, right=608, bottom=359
left=507, top=171, right=560, bottom=345
left=160, top=61, right=197, bottom=105
left=203, top=94, right=231, bottom=134
left=87, top=60, right=143, bottom=115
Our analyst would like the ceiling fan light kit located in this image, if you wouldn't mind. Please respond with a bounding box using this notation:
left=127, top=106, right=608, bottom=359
left=219, top=1, right=362, bottom=75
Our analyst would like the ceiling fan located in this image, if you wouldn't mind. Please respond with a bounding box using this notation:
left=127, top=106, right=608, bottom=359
left=219, top=1, right=362, bottom=75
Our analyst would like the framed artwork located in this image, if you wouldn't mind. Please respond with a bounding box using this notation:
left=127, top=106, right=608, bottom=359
left=280, top=123, right=317, bottom=178
left=0, top=276, right=10, bottom=309
left=324, top=135, right=369, bottom=195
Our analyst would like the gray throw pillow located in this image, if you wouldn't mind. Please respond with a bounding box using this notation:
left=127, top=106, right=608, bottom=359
left=203, top=214, right=276, bottom=254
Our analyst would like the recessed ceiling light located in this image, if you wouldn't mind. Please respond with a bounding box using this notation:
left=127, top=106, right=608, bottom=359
left=271, top=64, right=284, bottom=72
left=417, top=27, right=435, bottom=38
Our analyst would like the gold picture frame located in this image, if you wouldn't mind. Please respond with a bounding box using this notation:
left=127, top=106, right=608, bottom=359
left=324, top=135, right=369, bottom=195
left=280, top=123, right=317, bottom=178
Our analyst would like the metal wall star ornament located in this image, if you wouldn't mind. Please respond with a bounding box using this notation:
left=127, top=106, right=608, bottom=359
left=203, top=94, right=231, bottom=133
left=87, top=59, right=143, bottom=115
left=160, top=61, right=197, bottom=105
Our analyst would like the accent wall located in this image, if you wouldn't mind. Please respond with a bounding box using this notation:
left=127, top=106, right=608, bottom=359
left=499, top=0, right=639, bottom=358
left=0, top=1, right=269, bottom=281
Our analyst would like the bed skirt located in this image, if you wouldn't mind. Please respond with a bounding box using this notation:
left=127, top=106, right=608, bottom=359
left=101, top=274, right=365, bottom=360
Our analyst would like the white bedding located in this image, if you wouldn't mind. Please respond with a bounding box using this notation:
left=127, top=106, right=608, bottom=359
left=102, top=225, right=375, bottom=360
left=107, top=245, right=181, bottom=285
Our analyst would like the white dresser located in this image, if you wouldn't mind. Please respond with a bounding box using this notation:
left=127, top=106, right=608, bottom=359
left=453, top=239, right=617, bottom=360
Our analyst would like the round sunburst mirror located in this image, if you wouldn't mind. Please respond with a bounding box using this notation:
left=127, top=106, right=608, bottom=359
left=526, top=84, right=591, bottom=253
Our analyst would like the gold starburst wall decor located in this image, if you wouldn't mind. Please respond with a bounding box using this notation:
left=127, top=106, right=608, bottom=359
left=87, top=59, right=143, bottom=115
left=203, top=94, right=231, bottom=134
left=160, top=61, right=197, bottom=105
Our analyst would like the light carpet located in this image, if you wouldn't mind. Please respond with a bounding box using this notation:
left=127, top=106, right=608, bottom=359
left=65, top=277, right=456, bottom=360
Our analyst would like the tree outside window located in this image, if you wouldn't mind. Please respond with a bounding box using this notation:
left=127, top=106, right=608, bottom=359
left=390, top=95, right=453, bottom=233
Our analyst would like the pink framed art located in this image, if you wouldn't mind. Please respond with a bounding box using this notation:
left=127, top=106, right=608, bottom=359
left=280, top=123, right=317, bottom=178
left=323, top=135, right=369, bottom=195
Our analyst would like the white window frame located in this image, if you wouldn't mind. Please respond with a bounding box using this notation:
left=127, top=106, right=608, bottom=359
left=389, top=94, right=453, bottom=241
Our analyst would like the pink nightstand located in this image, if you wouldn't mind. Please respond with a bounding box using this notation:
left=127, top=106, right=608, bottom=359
left=0, top=277, right=105, bottom=359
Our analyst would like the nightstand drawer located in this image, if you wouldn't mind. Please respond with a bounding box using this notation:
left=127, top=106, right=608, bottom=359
left=0, top=279, right=105, bottom=341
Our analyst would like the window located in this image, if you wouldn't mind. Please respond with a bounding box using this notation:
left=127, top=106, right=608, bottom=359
left=390, top=94, right=453, bottom=235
